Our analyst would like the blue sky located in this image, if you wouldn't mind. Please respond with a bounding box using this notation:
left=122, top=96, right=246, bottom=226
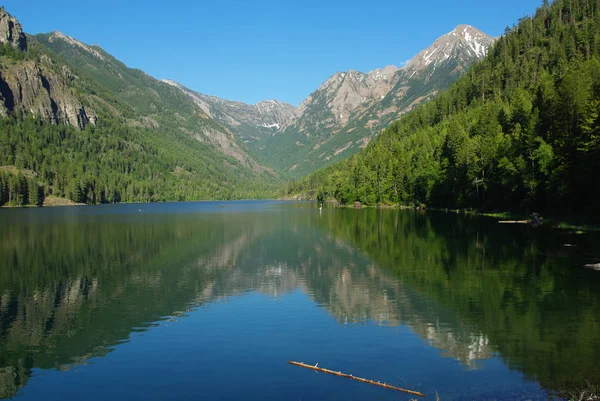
left=5, top=0, right=542, bottom=106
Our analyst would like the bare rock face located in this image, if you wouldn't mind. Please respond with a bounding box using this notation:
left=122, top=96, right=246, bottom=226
left=0, top=7, right=27, bottom=51
left=404, top=25, right=494, bottom=73
left=0, top=9, right=96, bottom=129
left=161, top=79, right=295, bottom=140
left=263, top=25, right=495, bottom=176
left=0, top=61, right=96, bottom=129
left=162, top=79, right=295, bottom=131
left=287, top=65, right=399, bottom=136
left=288, top=25, right=495, bottom=140
left=255, top=99, right=295, bottom=130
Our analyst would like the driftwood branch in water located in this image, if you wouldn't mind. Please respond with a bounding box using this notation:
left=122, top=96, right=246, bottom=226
left=498, top=220, right=530, bottom=224
left=288, top=361, right=426, bottom=397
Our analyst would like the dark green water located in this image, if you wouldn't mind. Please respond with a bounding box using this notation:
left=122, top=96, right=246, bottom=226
left=0, top=201, right=599, bottom=400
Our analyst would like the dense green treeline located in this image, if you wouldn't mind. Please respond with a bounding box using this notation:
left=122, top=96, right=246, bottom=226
left=0, top=170, right=41, bottom=206
left=287, top=0, right=600, bottom=218
left=0, top=26, right=280, bottom=207
left=0, top=116, right=276, bottom=206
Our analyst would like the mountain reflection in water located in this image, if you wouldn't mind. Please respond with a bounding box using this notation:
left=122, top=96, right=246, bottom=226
left=0, top=202, right=598, bottom=400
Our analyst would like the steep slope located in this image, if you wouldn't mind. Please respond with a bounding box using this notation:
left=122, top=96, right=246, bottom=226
left=0, top=7, right=26, bottom=51
left=355, top=25, right=496, bottom=134
left=0, top=9, right=278, bottom=206
left=287, top=0, right=600, bottom=218
left=34, top=31, right=268, bottom=170
left=160, top=79, right=295, bottom=152
left=261, top=25, right=494, bottom=177
left=0, top=9, right=96, bottom=128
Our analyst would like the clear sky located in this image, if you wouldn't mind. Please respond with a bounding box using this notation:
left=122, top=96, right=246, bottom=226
left=4, top=0, right=542, bottom=106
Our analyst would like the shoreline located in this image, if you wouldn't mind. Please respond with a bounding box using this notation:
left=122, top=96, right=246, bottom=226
left=3, top=196, right=598, bottom=232
left=0, top=197, right=284, bottom=209
left=315, top=200, right=600, bottom=232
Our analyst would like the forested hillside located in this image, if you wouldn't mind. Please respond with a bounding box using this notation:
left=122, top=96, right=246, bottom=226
left=287, top=0, right=600, bottom=218
left=0, top=11, right=277, bottom=207
left=0, top=117, right=275, bottom=206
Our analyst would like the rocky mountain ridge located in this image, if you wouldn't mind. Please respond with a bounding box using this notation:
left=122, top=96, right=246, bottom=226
left=35, top=29, right=274, bottom=173
left=161, top=79, right=295, bottom=144
left=65, top=20, right=495, bottom=179
left=48, top=31, right=107, bottom=61
left=404, top=25, right=493, bottom=72
left=286, top=64, right=400, bottom=131
left=161, top=25, right=494, bottom=177
left=255, top=24, right=495, bottom=176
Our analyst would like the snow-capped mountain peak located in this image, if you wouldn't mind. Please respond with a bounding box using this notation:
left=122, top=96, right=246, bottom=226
left=404, top=25, right=495, bottom=72
left=451, top=24, right=491, bottom=57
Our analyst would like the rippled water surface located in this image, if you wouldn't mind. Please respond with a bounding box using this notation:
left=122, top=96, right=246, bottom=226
left=1, top=201, right=599, bottom=400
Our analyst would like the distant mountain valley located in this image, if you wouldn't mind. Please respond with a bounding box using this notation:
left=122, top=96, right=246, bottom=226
left=0, top=5, right=494, bottom=205
left=163, top=25, right=494, bottom=177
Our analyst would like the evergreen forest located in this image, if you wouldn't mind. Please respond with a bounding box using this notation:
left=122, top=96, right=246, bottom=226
left=2, top=0, right=600, bottom=219
left=287, top=0, right=600, bottom=218
left=0, top=37, right=277, bottom=206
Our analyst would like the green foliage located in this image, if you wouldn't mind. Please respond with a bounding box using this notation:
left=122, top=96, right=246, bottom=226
left=0, top=116, right=276, bottom=206
left=0, top=32, right=280, bottom=206
left=288, top=0, right=600, bottom=219
left=0, top=43, right=26, bottom=61
left=0, top=171, right=28, bottom=206
left=27, top=177, right=40, bottom=206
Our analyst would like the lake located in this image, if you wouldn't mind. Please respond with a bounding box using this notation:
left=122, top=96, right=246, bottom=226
left=0, top=201, right=599, bottom=400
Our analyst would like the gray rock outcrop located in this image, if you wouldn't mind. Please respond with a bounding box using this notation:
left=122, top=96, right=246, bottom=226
left=0, top=60, right=97, bottom=129
left=0, top=7, right=27, bottom=51
left=0, top=9, right=96, bottom=129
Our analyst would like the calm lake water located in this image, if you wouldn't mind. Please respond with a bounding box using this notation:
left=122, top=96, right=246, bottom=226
left=1, top=201, right=599, bottom=400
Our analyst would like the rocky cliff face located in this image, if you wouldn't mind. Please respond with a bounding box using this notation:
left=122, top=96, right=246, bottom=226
left=0, top=7, right=27, bottom=51
left=286, top=65, right=399, bottom=134
left=0, top=60, right=97, bottom=128
left=404, top=25, right=494, bottom=73
left=0, top=9, right=96, bottom=129
left=254, top=99, right=295, bottom=130
left=352, top=25, right=496, bottom=135
left=290, top=25, right=494, bottom=136
left=258, top=25, right=495, bottom=176
left=161, top=79, right=295, bottom=144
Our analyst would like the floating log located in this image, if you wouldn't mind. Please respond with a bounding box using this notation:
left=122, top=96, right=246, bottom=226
left=584, top=263, right=600, bottom=271
left=498, top=220, right=530, bottom=224
left=288, top=361, right=425, bottom=397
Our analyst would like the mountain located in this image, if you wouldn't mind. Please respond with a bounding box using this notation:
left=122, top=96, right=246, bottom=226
left=160, top=79, right=295, bottom=148
left=361, top=25, right=496, bottom=131
left=258, top=25, right=495, bottom=177
left=35, top=31, right=270, bottom=170
left=0, top=9, right=96, bottom=128
left=0, top=9, right=278, bottom=206
left=0, top=7, right=26, bottom=51
left=287, top=0, right=600, bottom=218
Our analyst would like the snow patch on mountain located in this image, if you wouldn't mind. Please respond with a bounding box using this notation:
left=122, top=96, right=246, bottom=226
left=404, top=25, right=495, bottom=72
